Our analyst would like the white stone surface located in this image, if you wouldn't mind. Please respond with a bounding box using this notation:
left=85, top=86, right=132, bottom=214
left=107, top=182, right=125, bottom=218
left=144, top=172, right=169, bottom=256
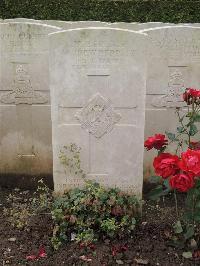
left=139, top=26, right=200, bottom=176
left=49, top=28, right=147, bottom=195
left=0, top=22, right=61, bottom=177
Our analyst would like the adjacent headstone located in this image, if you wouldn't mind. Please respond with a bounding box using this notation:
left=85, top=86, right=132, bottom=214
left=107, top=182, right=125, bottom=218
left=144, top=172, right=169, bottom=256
left=0, top=22, right=61, bottom=186
left=139, top=26, right=200, bottom=175
left=4, top=18, right=37, bottom=23
left=49, top=28, right=147, bottom=196
left=109, top=22, right=174, bottom=31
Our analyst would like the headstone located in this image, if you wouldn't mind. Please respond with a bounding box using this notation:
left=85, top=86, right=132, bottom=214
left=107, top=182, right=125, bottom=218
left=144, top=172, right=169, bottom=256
left=43, top=20, right=110, bottom=29
left=0, top=22, right=61, bottom=184
left=49, top=28, right=147, bottom=196
left=139, top=26, right=200, bottom=175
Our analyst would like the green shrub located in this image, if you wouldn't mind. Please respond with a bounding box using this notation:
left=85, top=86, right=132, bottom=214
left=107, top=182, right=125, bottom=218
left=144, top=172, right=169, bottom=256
left=51, top=180, right=139, bottom=250
left=0, top=0, right=200, bottom=23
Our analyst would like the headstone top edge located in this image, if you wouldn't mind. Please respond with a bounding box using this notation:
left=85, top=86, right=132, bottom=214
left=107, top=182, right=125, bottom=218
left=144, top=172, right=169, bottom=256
left=139, top=25, right=200, bottom=33
left=0, top=21, right=62, bottom=30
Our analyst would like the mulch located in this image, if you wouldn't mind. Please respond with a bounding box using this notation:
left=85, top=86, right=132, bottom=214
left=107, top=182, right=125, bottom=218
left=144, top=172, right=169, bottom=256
left=0, top=188, right=198, bottom=266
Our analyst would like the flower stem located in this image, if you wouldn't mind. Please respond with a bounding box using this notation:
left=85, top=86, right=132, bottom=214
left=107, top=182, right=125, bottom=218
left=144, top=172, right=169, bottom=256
left=174, top=190, right=179, bottom=219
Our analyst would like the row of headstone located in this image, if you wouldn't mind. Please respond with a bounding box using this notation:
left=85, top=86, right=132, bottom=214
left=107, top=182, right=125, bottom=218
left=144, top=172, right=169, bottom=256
left=0, top=19, right=200, bottom=196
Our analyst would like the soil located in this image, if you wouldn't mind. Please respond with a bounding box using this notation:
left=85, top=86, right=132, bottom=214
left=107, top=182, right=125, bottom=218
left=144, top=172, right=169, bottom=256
left=0, top=188, right=199, bottom=266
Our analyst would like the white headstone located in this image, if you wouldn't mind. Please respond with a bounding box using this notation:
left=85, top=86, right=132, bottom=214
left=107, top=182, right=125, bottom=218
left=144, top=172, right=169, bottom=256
left=43, top=20, right=110, bottom=29
left=139, top=26, right=200, bottom=175
left=49, top=28, right=147, bottom=196
left=0, top=22, right=61, bottom=177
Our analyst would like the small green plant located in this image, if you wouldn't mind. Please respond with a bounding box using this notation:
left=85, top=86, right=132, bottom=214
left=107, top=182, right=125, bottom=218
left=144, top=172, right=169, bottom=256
left=3, top=192, right=32, bottom=229
left=51, top=143, right=140, bottom=249
left=31, top=179, right=52, bottom=213
left=4, top=179, right=52, bottom=230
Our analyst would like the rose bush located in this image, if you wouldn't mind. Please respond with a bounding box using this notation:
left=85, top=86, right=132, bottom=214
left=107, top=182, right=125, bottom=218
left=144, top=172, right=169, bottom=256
left=145, top=87, right=200, bottom=254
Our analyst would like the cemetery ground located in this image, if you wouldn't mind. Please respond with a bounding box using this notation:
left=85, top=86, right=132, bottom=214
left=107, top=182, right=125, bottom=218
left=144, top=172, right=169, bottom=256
left=0, top=185, right=198, bottom=266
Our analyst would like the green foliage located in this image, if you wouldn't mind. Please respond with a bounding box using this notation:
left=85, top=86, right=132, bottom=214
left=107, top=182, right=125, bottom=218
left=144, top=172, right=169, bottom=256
left=59, top=143, right=86, bottom=179
left=52, top=143, right=140, bottom=249
left=0, top=0, right=200, bottom=23
left=51, top=181, right=140, bottom=249
left=147, top=181, right=171, bottom=201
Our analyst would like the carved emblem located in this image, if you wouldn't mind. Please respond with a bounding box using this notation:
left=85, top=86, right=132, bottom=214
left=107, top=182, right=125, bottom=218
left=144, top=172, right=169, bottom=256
left=152, top=67, right=187, bottom=108
left=75, top=93, right=121, bottom=138
left=0, top=64, right=48, bottom=105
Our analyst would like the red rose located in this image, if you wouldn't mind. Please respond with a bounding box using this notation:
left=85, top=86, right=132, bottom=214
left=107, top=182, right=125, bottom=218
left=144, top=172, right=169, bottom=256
left=144, top=134, right=168, bottom=151
left=153, top=153, right=179, bottom=179
left=179, top=149, right=200, bottom=176
left=170, top=173, right=195, bottom=192
left=183, top=88, right=200, bottom=104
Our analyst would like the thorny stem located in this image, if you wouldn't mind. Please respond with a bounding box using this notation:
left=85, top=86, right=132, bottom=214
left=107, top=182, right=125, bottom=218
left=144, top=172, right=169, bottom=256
left=176, top=109, right=190, bottom=139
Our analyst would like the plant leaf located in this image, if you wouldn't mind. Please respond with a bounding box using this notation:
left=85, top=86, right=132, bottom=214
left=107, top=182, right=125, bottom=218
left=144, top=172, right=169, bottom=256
left=193, top=113, right=200, bottom=122
left=177, top=126, right=185, bottom=133
left=165, top=131, right=176, bottom=141
left=147, top=185, right=163, bottom=200
left=184, top=225, right=194, bottom=240
left=182, top=251, right=192, bottom=259
left=148, top=176, right=161, bottom=184
left=189, top=124, right=198, bottom=136
left=173, top=220, right=183, bottom=234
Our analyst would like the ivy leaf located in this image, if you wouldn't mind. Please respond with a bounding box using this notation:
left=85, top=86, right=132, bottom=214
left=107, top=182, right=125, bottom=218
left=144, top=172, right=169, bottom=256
left=189, top=124, right=198, bottom=136
left=182, top=251, right=192, bottom=259
left=173, top=220, right=183, bottom=234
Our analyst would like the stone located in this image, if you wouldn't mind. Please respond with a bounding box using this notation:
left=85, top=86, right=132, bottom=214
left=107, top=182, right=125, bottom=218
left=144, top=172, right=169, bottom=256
left=49, top=27, right=147, bottom=196
left=0, top=22, right=61, bottom=182
left=139, top=26, right=200, bottom=175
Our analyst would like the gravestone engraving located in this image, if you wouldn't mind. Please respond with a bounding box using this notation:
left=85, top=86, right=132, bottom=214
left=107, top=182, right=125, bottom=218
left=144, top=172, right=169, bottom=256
left=49, top=28, right=147, bottom=196
left=0, top=22, right=61, bottom=180
left=139, top=26, right=200, bottom=175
